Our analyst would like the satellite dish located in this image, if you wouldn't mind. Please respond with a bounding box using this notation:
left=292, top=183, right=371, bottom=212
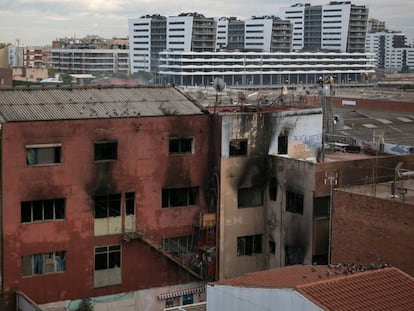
left=213, top=77, right=225, bottom=92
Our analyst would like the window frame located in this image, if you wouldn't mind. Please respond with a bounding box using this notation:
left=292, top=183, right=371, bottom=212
left=286, top=190, right=304, bottom=214
left=94, top=140, right=118, bottom=161
left=169, top=137, right=194, bottom=155
left=21, top=198, right=65, bottom=223
left=94, top=194, right=121, bottom=218
left=94, top=244, right=121, bottom=271
left=237, top=234, right=262, bottom=256
left=25, top=143, right=62, bottom=166
left=22, top=251, right=66, bottom=276
left=238, top=187, right=263, bottom=208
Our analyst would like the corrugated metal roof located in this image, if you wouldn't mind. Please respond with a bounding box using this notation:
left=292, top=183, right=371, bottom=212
left=0, top=85, right=206, bottom=122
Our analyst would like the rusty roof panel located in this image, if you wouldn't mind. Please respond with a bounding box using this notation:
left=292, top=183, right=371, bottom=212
left=0, top=86, right=205, bottom=122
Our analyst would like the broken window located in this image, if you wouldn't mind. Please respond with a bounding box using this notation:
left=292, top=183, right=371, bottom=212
left=162, top=187, right=198, bottom=208
left=314, top=197, right=329, bottom=218
left=22, top=251, right=66, bottom=276
left=94, top=245, right=121, bottom=271
left=169, top=137, right=193, bottom=155
left=269, top=239, right=276, bottom=255
left=162, top=235, right=195, bottom=254
left=94, top=194, right=121, bottom=218
left=278, top=134, right=288, bottom=154
left=238, top=187, right=263, bottom=207
left=237, top=234, right=262, bottom=256
left=125, top=192, right=135, bottom=215
left=26, top=144, right=61, bottom=165
left=21, top=198, right=65, bottom=223
left=94, top=141, right=117, bottom=161
left=286, top=191, right=304, bottom=214
left=229, top=139, right=248, bottom=156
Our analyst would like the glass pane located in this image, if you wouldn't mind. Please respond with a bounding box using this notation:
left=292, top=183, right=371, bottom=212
left=170, top=188, right=188, bottom=207
left=108, top=251, right=120, bottom=268
left=95, top=253, right=108, bottom=270
left=22, top=256, right=33, bottom=276
left=108, top=194, right=121, bottom=217
left=125, top=192, right=135, bottom=215
left=32, top=201, right=43, bottom=221
left=55, top=251, right=66, bottom=272
left=21, top=202, right=32, bottom=222
left=55, top=199, right=65, bottom=219
left=43, top=200, right=54, bottom=220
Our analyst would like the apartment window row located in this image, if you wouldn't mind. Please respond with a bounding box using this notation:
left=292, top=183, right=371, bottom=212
left=25, top=138, right=193, bottom=165
left=162, top=187, right=199, bottom=208
left=94, top=192, right=135, bottom=219
left=22, top=251, right=66, bottom=276
left=21, top=198, right=65, bottom=223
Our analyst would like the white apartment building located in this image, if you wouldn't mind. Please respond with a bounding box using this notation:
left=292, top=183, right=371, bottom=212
left=281, top=2, right=368, bottom=53
left=158, top=51, right=375, bottom=86
left=48, top=49, right=129, bottom=75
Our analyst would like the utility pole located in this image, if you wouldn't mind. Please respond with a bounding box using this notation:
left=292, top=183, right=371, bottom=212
left=324, top=171, right=338, bottom=264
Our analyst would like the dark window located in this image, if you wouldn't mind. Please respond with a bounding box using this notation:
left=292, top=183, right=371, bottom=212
left=169, top=137, right=193, bottom=154
left=183, top=294, right=194, bottom=305
left=229, top=139, right=248, bottom=156
left=125, top=192, right=135, bottom=215
left=237, top=234, right=262, bottom=256
left=162, top=235, right=194, bottom=253
left=238, top=187, right=263, bottom=207
left=26, top=145, right=61, bottom=165
left=94, top=194, right=121, bottom=218
left=286, top=191, right=304, bottom=214
left=314, top=197, right=329, bottom=218
left=278, top=135, right=288, bottom=154
left=269, top=177, right=278, bottom=201
left=22, top=251, right=66, bottom=276
left=94, top=141, right=117, bottom=161
left=21, top=199, right=65, bottom=223
left=269, top=240, right=276, bottom=255
left=94, top=245, right=121, bottom=271
left=285, top=246, right=304, bottom=265
left=162, top=187, right=198, bottom=208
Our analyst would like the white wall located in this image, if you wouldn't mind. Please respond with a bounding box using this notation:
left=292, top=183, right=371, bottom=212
left=129, top=18, right=152, bottom=73
left=207, top=285, right=322, bottom=311
left=244, top=19, right=273, bottom=52
left=321, top=4, right=350, bottom=52
left=216, top=19, right=229, bottom=49
left=167, top=16, right=193, bottom=52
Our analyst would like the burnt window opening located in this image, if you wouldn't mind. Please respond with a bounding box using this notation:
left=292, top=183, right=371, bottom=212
left=94, top=141, right=117, bottom=161
left=94, top=245, right=121, bottom=271
left=169, top=137, right=193, bottom=155
left=229, top=139, right=248, bottom=156
left=238, top=187, right=263, bottom=207
left=162, top=187, right=198, bottom=208
left=314, top=197, right=329, bottom=218
left=94, top=194, right=121, bottom=218
left=125, top=192, right=135, bottom=215
left=237, top=234, right=262, bottom=256
left=162, top=235, right=195, bottom=254
left=286, top=191, right=304, bottom=214
left=22, top=251, right=66, bottom=276
left=285, top=245, right=304, bottom=265
left=26, top=145, right=61, bottom=165
left=269, top=177, right=278, bottom=201
left=278, top=134, right=288, bottom=154
left=21, top=198, right=65, bottom=223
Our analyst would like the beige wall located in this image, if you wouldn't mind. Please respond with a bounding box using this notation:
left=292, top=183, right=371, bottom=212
left=13, top=67, right=48, bottom=82
left=0, top=45, right=9, bottom=68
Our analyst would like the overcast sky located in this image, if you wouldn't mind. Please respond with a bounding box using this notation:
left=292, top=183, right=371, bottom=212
left=1, top=0, right=413, bottom=46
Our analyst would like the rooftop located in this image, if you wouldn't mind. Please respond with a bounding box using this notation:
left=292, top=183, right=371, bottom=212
left=214, top=265, right=414, bottom=311
left=0, top=85, right=206, bottom=123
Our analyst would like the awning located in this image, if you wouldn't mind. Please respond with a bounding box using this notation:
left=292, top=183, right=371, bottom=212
left=158, top=286, right=205, bottom=300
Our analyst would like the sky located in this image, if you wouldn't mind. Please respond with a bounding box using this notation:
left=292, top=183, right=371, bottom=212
left=1, top=0, right=413, bottom=47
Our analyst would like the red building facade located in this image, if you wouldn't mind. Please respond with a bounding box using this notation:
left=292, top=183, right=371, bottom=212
left=0, top=86, right=212, bottom=304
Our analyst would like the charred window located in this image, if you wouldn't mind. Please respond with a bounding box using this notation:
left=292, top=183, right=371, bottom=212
left=229, top=139, right=248, bottom=156
left=238, top=187, right=263, bottom=207
left=269, top=239, right=276, bottom=255
left=94, top=245, right=121, bottom=271
left=314, top=197, right=329, bottom=218
left=162, top=235, right=194, bottom=253
left=21, top=199, right=65, bottom=223
left=26, top=144, right=61, bottom=165
left=162, top=187, right=198, bottom=208
left=237, top=234, right=262, bottom=256
left=269, top=177, right=278, bottom=201
left=169, top=137, right=193, bottom=155
left=94, top=141, right=117, bottom=161
left=22, top=251, right=66, bottom=276
left=278, top=134, right=288, bottom=154
left=286, top=191, right=304, bottom=214
left=125, top=192, right=135, bottom=215
left=94, top=194, right=121, bottom=218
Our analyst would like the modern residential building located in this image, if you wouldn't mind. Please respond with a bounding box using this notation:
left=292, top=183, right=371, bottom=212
left=244, top=16, right=292, bottom=52
left=207, top=265, right=414, bottom=311
left=368, top=18, right=386, bottom=32
left=158, top=51, right=375, bottom=86
left=48, top=48, right=129, bottom=76
left=128, top=14, right=166, bottom=73
left=216, top=17, right=245, bottom=51
left=366, top=31, right=414, bottom=71
left=24, top=47, right=46, bottom=68
left=280, top=2, right=369, bottom=53
left=0, top=85, right=213, bottom=310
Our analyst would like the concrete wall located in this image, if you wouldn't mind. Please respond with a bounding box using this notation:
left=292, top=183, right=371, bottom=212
left=207, top=285, right=322, bottom=311
left=331, top=189, right=414, bottom=276
left=1, top=114, right=210, bottom=303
